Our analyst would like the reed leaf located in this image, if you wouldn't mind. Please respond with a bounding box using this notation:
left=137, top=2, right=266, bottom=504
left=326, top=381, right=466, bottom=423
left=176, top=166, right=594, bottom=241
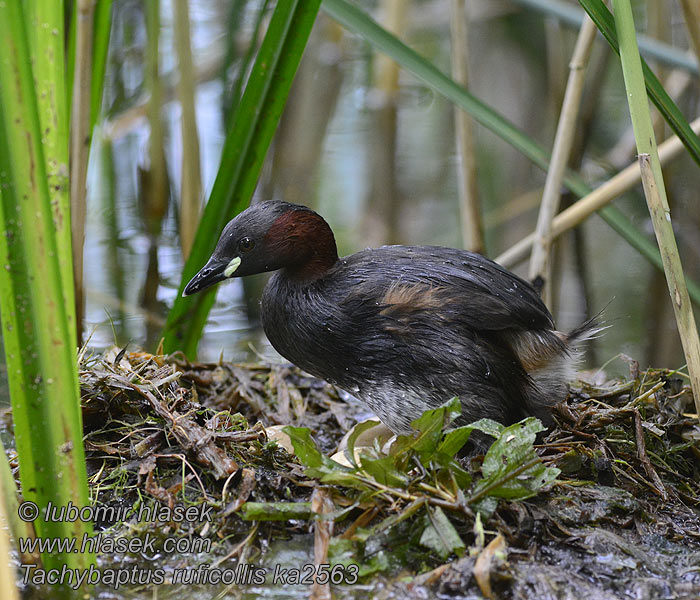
left=0, top=0, right=92, bottom=570
left=24, top=0, right=76, bottom=351
left=163, top=0, right=322, bottom=356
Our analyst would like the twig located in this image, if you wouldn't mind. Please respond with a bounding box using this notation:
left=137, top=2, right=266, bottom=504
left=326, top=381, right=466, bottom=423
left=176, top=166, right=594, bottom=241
left=311, top=488, right=334, bottom=600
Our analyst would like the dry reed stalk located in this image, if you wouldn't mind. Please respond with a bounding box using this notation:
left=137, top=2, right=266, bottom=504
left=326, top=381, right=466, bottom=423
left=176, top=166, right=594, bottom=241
left=174, top=0, right=202, bottom=259
left=450, top=0, right=484, bottom=253
left=365, top=0, right=407, bottom=246
left=529, top=15, right=597, bottom=305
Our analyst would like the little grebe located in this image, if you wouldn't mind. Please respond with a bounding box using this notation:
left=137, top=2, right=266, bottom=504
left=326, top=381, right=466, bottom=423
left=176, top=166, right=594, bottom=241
left=184, top=201, right=596, bottom=434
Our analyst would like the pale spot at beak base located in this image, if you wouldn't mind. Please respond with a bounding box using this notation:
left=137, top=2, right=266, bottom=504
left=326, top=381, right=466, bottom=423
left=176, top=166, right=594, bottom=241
left=224, top=256, right=242, bottom=278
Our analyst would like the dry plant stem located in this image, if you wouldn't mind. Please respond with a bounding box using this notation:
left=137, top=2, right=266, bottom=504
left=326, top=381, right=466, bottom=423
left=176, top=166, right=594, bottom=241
left=174, top=0, right=202, bottom=259
left=639, top=155, right=700, bottom=420
left=366, top=0, right=406, bottom=246
left=70, top=0, right=95, bottom=346
left=450, top=0, right=484, bottom=253
left=495, top=117, right=700, bottom=268
left=145, top=0, right=168, bottom=232
left=679, top=0, right=700, bottom=65
left=529, top=15, right=597, bottom=305
left=545, top=17, right=566, bottom=108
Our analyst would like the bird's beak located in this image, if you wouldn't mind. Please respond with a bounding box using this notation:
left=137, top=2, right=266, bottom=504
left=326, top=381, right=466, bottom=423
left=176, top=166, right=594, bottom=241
left=182, top=256, right=241, bottom=297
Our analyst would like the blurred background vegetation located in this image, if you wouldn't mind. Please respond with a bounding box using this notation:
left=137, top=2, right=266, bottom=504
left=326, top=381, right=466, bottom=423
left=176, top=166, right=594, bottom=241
left=2, top=0, right=700, bottom=403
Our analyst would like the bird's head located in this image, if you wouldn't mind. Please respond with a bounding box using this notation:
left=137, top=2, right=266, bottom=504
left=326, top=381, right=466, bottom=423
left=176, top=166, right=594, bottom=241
left=182, top=201, right=338, bottom=296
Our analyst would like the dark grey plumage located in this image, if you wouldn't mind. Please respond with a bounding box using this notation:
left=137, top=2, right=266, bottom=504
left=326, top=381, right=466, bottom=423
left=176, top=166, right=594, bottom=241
left=262, top=245, right=568, bottom=433
left=184, top=201, right=594, bottom=436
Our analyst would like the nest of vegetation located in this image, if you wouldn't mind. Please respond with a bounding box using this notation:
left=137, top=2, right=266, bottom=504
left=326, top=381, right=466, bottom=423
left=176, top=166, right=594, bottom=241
left=66, top=348, right=700, bottom=598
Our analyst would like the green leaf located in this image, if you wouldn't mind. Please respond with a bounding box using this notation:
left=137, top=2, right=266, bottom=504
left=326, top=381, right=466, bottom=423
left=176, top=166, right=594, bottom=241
left=419, top=506, right=465, bottom=559
left=239, top=501, right=312, bottom=521
left=479, top=418, right=544, bottom=482
left=468, top=418, right=506, bottom=438
left=163, top=0, right=322, bottom=356
left=434, top=417, right=506, bottom=459
left=391, top=397, right=461, bottom=463
left=328, top=537, right=359, bottom=565
left=435, top=426, right=474, bottom=459
left=411, top=397, right=462, bottom=431
left=282, top=426, right=334, bottom=469
left=316, top=469, right=371, bottom=489
left=358, top=551, right=391, bottom=577
left=359, top=455, right=409, bottom=488
left=470, top=418, right=560, bottom=515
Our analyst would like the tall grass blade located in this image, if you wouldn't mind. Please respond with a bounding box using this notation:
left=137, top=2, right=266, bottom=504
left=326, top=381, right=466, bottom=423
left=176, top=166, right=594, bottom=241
left=70, top=0, right=96, bottom=346
left=0, top=1, right=92, bottom=571
left=67, top=0, right=113, bottom=132
left=0, top=437, right=35, bottom=564
left=163, top=0, right=322, bottom=356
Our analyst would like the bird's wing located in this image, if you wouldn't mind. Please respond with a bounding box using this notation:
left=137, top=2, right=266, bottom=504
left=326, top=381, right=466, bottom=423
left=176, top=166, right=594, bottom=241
left=336, top=245, right=553, bottom=332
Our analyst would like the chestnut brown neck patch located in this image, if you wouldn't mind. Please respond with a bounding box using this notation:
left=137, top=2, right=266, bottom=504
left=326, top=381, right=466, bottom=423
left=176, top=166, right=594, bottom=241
left=264, top=209, right=338, bottom=282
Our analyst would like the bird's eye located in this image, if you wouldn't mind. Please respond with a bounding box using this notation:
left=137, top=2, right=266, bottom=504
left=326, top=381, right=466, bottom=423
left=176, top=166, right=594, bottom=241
left=237, top=237, right=255, bottom=253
